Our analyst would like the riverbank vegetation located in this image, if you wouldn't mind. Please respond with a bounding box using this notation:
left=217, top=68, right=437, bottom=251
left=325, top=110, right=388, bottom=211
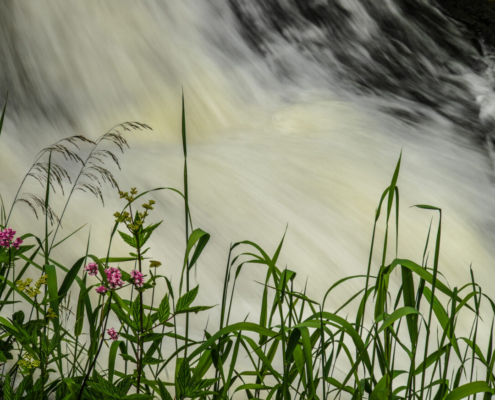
left=1, top=94, right=495, bottom=399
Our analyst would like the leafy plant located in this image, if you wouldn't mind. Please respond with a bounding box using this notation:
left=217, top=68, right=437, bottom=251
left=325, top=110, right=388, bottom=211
left=0, top=92, right=494, bottom=400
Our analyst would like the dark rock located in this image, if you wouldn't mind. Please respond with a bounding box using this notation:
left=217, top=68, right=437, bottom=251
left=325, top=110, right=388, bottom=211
left=435, top=0, right=495, bottom=50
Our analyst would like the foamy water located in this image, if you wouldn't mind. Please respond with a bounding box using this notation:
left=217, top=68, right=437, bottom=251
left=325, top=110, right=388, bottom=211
left=2, top=0, right=495, bottom=387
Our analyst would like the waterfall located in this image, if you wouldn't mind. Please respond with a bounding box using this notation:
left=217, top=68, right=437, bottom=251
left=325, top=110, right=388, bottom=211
left=1, top=0, right=495, bottom=362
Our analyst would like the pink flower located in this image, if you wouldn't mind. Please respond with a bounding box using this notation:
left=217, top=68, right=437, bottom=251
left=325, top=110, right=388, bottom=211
left=130, top=270, right=144, bottom=288
left=12, top=237, right=23, bottom=249
left=0, top=228, right=23, bottom=249
left=84, top=262, right=98, bottom=276
left=95, top=285, right=107, bottom=294
left=107, top=327, right=118, bottom=341
left=104, top=267, right=123, bottom=289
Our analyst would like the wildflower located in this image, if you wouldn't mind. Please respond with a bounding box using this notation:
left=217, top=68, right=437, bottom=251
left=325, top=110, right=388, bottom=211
left=84, top=262, right=98, bottom=276
left=149, top=260, right=161, bottom=268
left=104, top=267, right=124, bottom=289
left=130, top=270, right=144, bottom=287
left=95, top=285, right=108, bottom=294
left=25, top=286, right=41, bottom=298
left=107, top=327, right=119, bottom=341
left=16, top=278, right=33, bottom=293
left=13, top=237, right=23, bottom=249
left=46, top=308, right=57, bottom=319
left=35, top=275, right=48, bottom=289
left=16, top=276, right=46, bottom=298
left=114, top=210, right=132, bottom=224
left=0, top=228, right=23, bottom=249
left=18, top=353, right=40, bottom=369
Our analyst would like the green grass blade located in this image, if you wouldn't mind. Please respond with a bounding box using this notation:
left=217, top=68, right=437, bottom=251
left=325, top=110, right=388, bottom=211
left=444, top=381, right=494, bottom=400
left=0, top=92, right=8, bottom=142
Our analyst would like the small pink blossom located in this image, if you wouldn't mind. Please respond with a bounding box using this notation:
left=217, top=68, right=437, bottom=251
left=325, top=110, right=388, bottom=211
left=84, top=262, right=98, bottom=276
left=130, top=270, right=144, bottom=287
left=104, top=267, right=123, bottom=289
left=12, top=237, right=23, bottom=249
left=107, top=327, right=118, bottom=341
left=0, top=228, right=23, bottom=249
left=95, top=285, right=107, bottom=294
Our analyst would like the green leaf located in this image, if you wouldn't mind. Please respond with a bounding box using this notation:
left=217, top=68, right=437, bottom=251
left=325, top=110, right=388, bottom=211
left=142, top=355, right=164, bottom=365
left=118, top=231, right=137, bottom=248
left=400, top=266, right=419, bottom=347
left=0, top=301, right=20, bottom=306
left=158, top=294, right=170, bottom=323
left=179, top=229, right=210, bottom=292
left=0, top=316, right=18, bottom=332
left=0, top=350, right=7, bottom=362
left=121, top=354, right=137, bottom=364
left=123, top=395, right=154, bottom=400
left=131, top=296, right=141, bottom=323
left=285, top=328, right=302, bottom=363
left=445, top=381, right=494, bottom=400
left=157, top=379, right=173, bottom=400
left=4, top=374, right=13, bottom=400
left=119, top=332, right=138, bottom=343
left=0, top=92, right=8, bottom=142
left=87, top=376, right=120, bottom=398
left=175, top=305, right=213, bottom=315
left=108, top=340, right=122, bottom=383
left=111, top=302, right=136, bottom=331
left=143, top=332, right=167, bottom=343
left=235, top=384, right=272, bottom=393
left=414, top=345, right=448, bottom=375
left=45, top=264, right=60, bottom=330
left=139, top=221, right=162, bottom=247
left=58, top=257, right=84, bottom=300
left=377, top=307, right=420, bottom=333
left=188, top=229, right=210, bottom=270
left=177, top=358, right=192, bottom=397
left=176, top=285, right=199, bottom=312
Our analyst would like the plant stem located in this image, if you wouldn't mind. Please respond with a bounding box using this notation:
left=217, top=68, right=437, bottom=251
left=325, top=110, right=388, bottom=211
left=77, top=291, right=113, bottom=400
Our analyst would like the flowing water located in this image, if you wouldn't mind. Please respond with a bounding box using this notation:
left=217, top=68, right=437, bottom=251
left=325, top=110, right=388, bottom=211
left=2, top=0, right=495, bottom=381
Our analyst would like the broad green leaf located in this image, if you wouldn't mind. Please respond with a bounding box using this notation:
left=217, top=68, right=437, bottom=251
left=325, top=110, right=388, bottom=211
left=58, top=257, right=84, bottom=300
left=175, top=305, right=213, bottom=315
left=118, top=230, right=137, bottom=248
left=235, top=384, right=272, bottom=393
left=377, top=307, right=420, bottom=333
left=176, top=285, right=199, bottom=312
left=108, top=340, right=122, bottom=383
left=158, top=294, right=170, bottom=323
left=4, top=374, right=13, bottom=400
left=445, top=381, right=494, bottom=400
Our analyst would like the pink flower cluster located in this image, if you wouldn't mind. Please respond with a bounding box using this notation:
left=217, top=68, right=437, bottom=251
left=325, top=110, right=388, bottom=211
left=107, top=327, right=119, bottom=341
left=0, top=228, right=23, bottom=249
left=105, top=267, right=123, bottom=289
left=95, top=286, right=107, bottom=294
left=130, top=270, right=144, bottom=287
left=84, top=262, right=98, bottom=276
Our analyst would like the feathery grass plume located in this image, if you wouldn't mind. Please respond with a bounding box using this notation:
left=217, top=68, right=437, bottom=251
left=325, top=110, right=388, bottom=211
left=7, top=135, right=94, bottom=224
left=74, top=122, right=152, bottom=205
left=15, top=193, right=60, bottom=225
left=27, top=162, right=72, bottom=195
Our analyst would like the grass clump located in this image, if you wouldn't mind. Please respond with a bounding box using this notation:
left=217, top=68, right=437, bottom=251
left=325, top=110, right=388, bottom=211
left=0, top=92, right=494, bottom=400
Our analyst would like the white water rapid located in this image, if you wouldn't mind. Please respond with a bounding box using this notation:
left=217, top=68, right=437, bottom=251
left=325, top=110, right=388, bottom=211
left=2, top=0, right=495, bottom=388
